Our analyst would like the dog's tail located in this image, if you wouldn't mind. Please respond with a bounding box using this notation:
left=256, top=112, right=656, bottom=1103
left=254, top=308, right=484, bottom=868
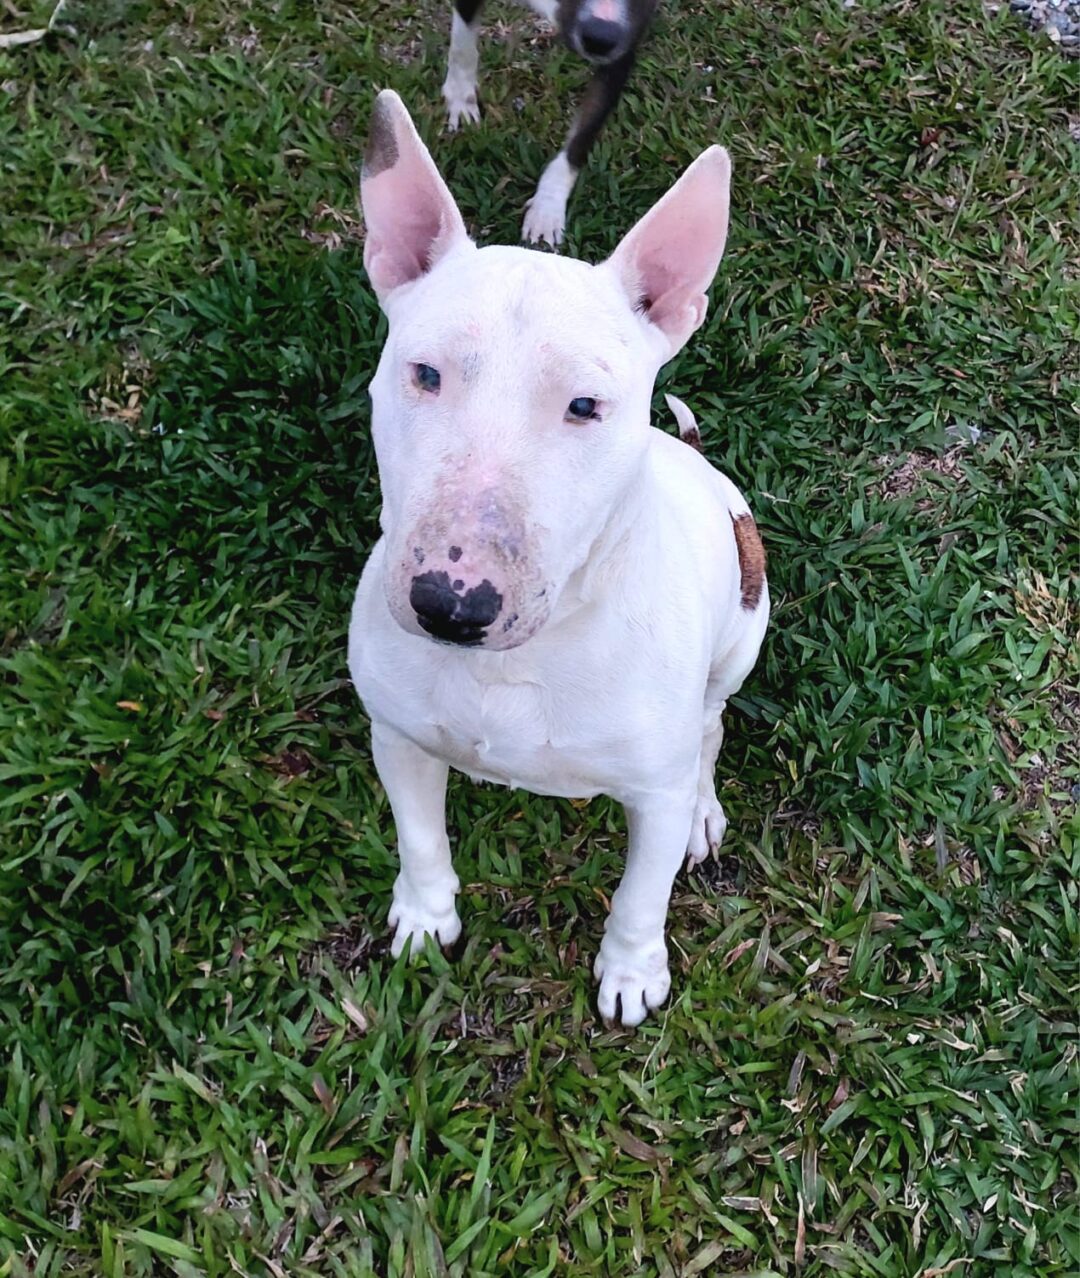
left=665, top=394, right=703, bottom=453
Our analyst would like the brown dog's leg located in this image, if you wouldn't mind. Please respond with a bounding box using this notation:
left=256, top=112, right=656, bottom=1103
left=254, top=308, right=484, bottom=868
left=522, top=50, right=635, bottom=244
left=567, top=50, right=635, bottom=169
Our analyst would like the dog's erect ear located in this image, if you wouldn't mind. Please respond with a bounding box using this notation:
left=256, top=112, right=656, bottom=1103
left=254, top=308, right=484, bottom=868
left=606, top=146, right=731, bottom=357
left=361, top=90, right=472, bottom=305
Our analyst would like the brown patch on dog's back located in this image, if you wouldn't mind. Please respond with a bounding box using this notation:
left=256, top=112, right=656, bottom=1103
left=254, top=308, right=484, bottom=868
left=363, top=98, right=399, bottom=178
left=731, top=512, right=766, bottom=611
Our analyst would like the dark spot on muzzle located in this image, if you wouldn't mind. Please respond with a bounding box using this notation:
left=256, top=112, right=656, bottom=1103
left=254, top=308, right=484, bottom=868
left=410, top=571, right=503, bottom=646
left=448, top=545, right=463, bottom=562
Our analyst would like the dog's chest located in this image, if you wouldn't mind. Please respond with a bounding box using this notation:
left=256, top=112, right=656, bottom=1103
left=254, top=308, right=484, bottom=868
left=397, top=659, right=622, bottom=797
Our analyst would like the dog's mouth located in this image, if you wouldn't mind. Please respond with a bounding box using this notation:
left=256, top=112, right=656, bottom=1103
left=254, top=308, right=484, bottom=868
left=578, top=43, right=624, bottom=65
left=416, top=619, right=489, bottom=648
left=404, top=606, right=547, bottom=653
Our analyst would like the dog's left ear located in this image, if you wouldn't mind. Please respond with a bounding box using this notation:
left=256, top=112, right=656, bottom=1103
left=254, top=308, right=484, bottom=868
left=606, top=146, right=731, bottom=357
left=361, top=90, right=473, bottom=305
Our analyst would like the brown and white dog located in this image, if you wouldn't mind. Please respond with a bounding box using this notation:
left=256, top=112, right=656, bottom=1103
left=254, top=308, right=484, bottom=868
left=441, top=0, right=659, bottom=245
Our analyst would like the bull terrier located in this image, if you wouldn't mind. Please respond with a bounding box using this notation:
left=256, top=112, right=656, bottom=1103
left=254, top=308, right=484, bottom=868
left=441, top=0, right=659, bottom=245
left=350, top=90, right=769, bottom=1028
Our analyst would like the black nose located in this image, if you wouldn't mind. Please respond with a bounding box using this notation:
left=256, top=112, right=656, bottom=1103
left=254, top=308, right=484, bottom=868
left=409, top=571, right=503, bottom=646
left=578, top=17, right=623, bottom=59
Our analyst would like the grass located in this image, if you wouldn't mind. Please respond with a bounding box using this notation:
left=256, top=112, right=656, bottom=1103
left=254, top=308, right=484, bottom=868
left=0, top=0, right=1077, bottom=1272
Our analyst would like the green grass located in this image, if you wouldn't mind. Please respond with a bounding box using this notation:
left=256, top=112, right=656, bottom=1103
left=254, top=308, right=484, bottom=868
left=1, top=0, right=1078, bottom=1272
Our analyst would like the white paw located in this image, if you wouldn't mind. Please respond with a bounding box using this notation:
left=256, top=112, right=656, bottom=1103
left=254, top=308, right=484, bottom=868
left=388, top=876, right=461, bottom=958
left=594, top=933, right=671, bottom=1028
left=442, top=81, right=480, bottom=131
left=685, top=794, right=728, bottom=867
left=522, top=152, right=575, bottom=246
left=521, top=195, right=565, bottom=246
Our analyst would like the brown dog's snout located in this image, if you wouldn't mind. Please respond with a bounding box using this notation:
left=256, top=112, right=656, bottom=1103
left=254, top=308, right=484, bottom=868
left=577, top=16, right=625, bottom=59
left=409, top=571, right=503, bottom=646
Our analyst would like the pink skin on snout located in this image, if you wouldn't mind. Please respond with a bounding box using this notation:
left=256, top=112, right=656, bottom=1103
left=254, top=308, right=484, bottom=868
left=383, top=482, right=554, bottom=651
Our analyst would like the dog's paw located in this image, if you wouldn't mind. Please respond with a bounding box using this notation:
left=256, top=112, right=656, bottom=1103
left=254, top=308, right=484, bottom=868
left=594, top=934, right=671, bottom=1028
left=685, top=794, right=728, bottom=867
left=522, top=152, right=575, bottom=247
left=388, top=878, right=462, bottom=959
left=442, top=81, right=480, bottom=131
left=521, top=195, right=565, bottom=247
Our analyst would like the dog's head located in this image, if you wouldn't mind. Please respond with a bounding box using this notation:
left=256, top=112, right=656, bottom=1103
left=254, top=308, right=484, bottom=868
left=560, top=0, right=656, bottom=65
left=360, top=90, right=731, bottom=651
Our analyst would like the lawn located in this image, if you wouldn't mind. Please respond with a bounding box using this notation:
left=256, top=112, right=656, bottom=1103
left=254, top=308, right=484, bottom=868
left=1, top=0, right=1077, bottom=1273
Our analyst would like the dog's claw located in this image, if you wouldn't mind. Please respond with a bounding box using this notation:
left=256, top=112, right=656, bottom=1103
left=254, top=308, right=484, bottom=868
left=388, top=878, right=462, bottom=959
left=442, top=75, right=480, bottom=131
left=389, top=907, right=462, bottom=959
left=444, top=97, right=480, bottom=131
left=594, top=936, right=670, bottom=1028
left=521, top=199, right=565, bottom=247
left=685, top=795, right=728, bottom=867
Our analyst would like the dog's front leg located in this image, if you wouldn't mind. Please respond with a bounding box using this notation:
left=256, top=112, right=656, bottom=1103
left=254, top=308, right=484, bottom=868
left=595, top=789, right=696, bottom=1027
left=442, top=0, right=484, bottom=130
left=371, top=721, right=462, bottom=957
left=521, top=50, right=634, bottom=246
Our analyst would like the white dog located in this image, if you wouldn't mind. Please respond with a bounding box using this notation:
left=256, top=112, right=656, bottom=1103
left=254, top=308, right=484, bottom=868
left=349, top=91, right=769, bottom=1027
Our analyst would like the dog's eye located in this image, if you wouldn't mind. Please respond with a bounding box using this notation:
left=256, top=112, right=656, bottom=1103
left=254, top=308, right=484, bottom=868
left=567, top=397, right=598, bottom=421
left=413, top=363, right=441, bottom=394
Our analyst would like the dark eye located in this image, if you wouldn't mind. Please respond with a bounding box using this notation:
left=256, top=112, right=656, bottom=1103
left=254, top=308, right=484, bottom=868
left=567, top=397, right=598, bottom=421
left=414, top=363, right=441, bottom=393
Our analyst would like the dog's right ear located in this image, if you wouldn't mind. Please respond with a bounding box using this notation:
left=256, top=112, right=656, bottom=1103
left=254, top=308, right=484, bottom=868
left=360, top=90, right=472, bottom=306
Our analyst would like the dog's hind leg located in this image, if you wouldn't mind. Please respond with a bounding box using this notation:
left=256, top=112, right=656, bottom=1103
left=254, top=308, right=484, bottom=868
left=686, top=705, right=728, bottom=867
left=687, top=592, right=770, bottom=865
left=443, top=0, right=484, bottom=130
left=522, top=50, right=634, bottom=245
left=372, top=721, right=463, bottom=957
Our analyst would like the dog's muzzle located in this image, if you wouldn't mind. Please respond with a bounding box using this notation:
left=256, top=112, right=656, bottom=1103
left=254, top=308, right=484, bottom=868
left=575, top=17, right=626, bottom=61
left=385, top=485, right=553, bottom=651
